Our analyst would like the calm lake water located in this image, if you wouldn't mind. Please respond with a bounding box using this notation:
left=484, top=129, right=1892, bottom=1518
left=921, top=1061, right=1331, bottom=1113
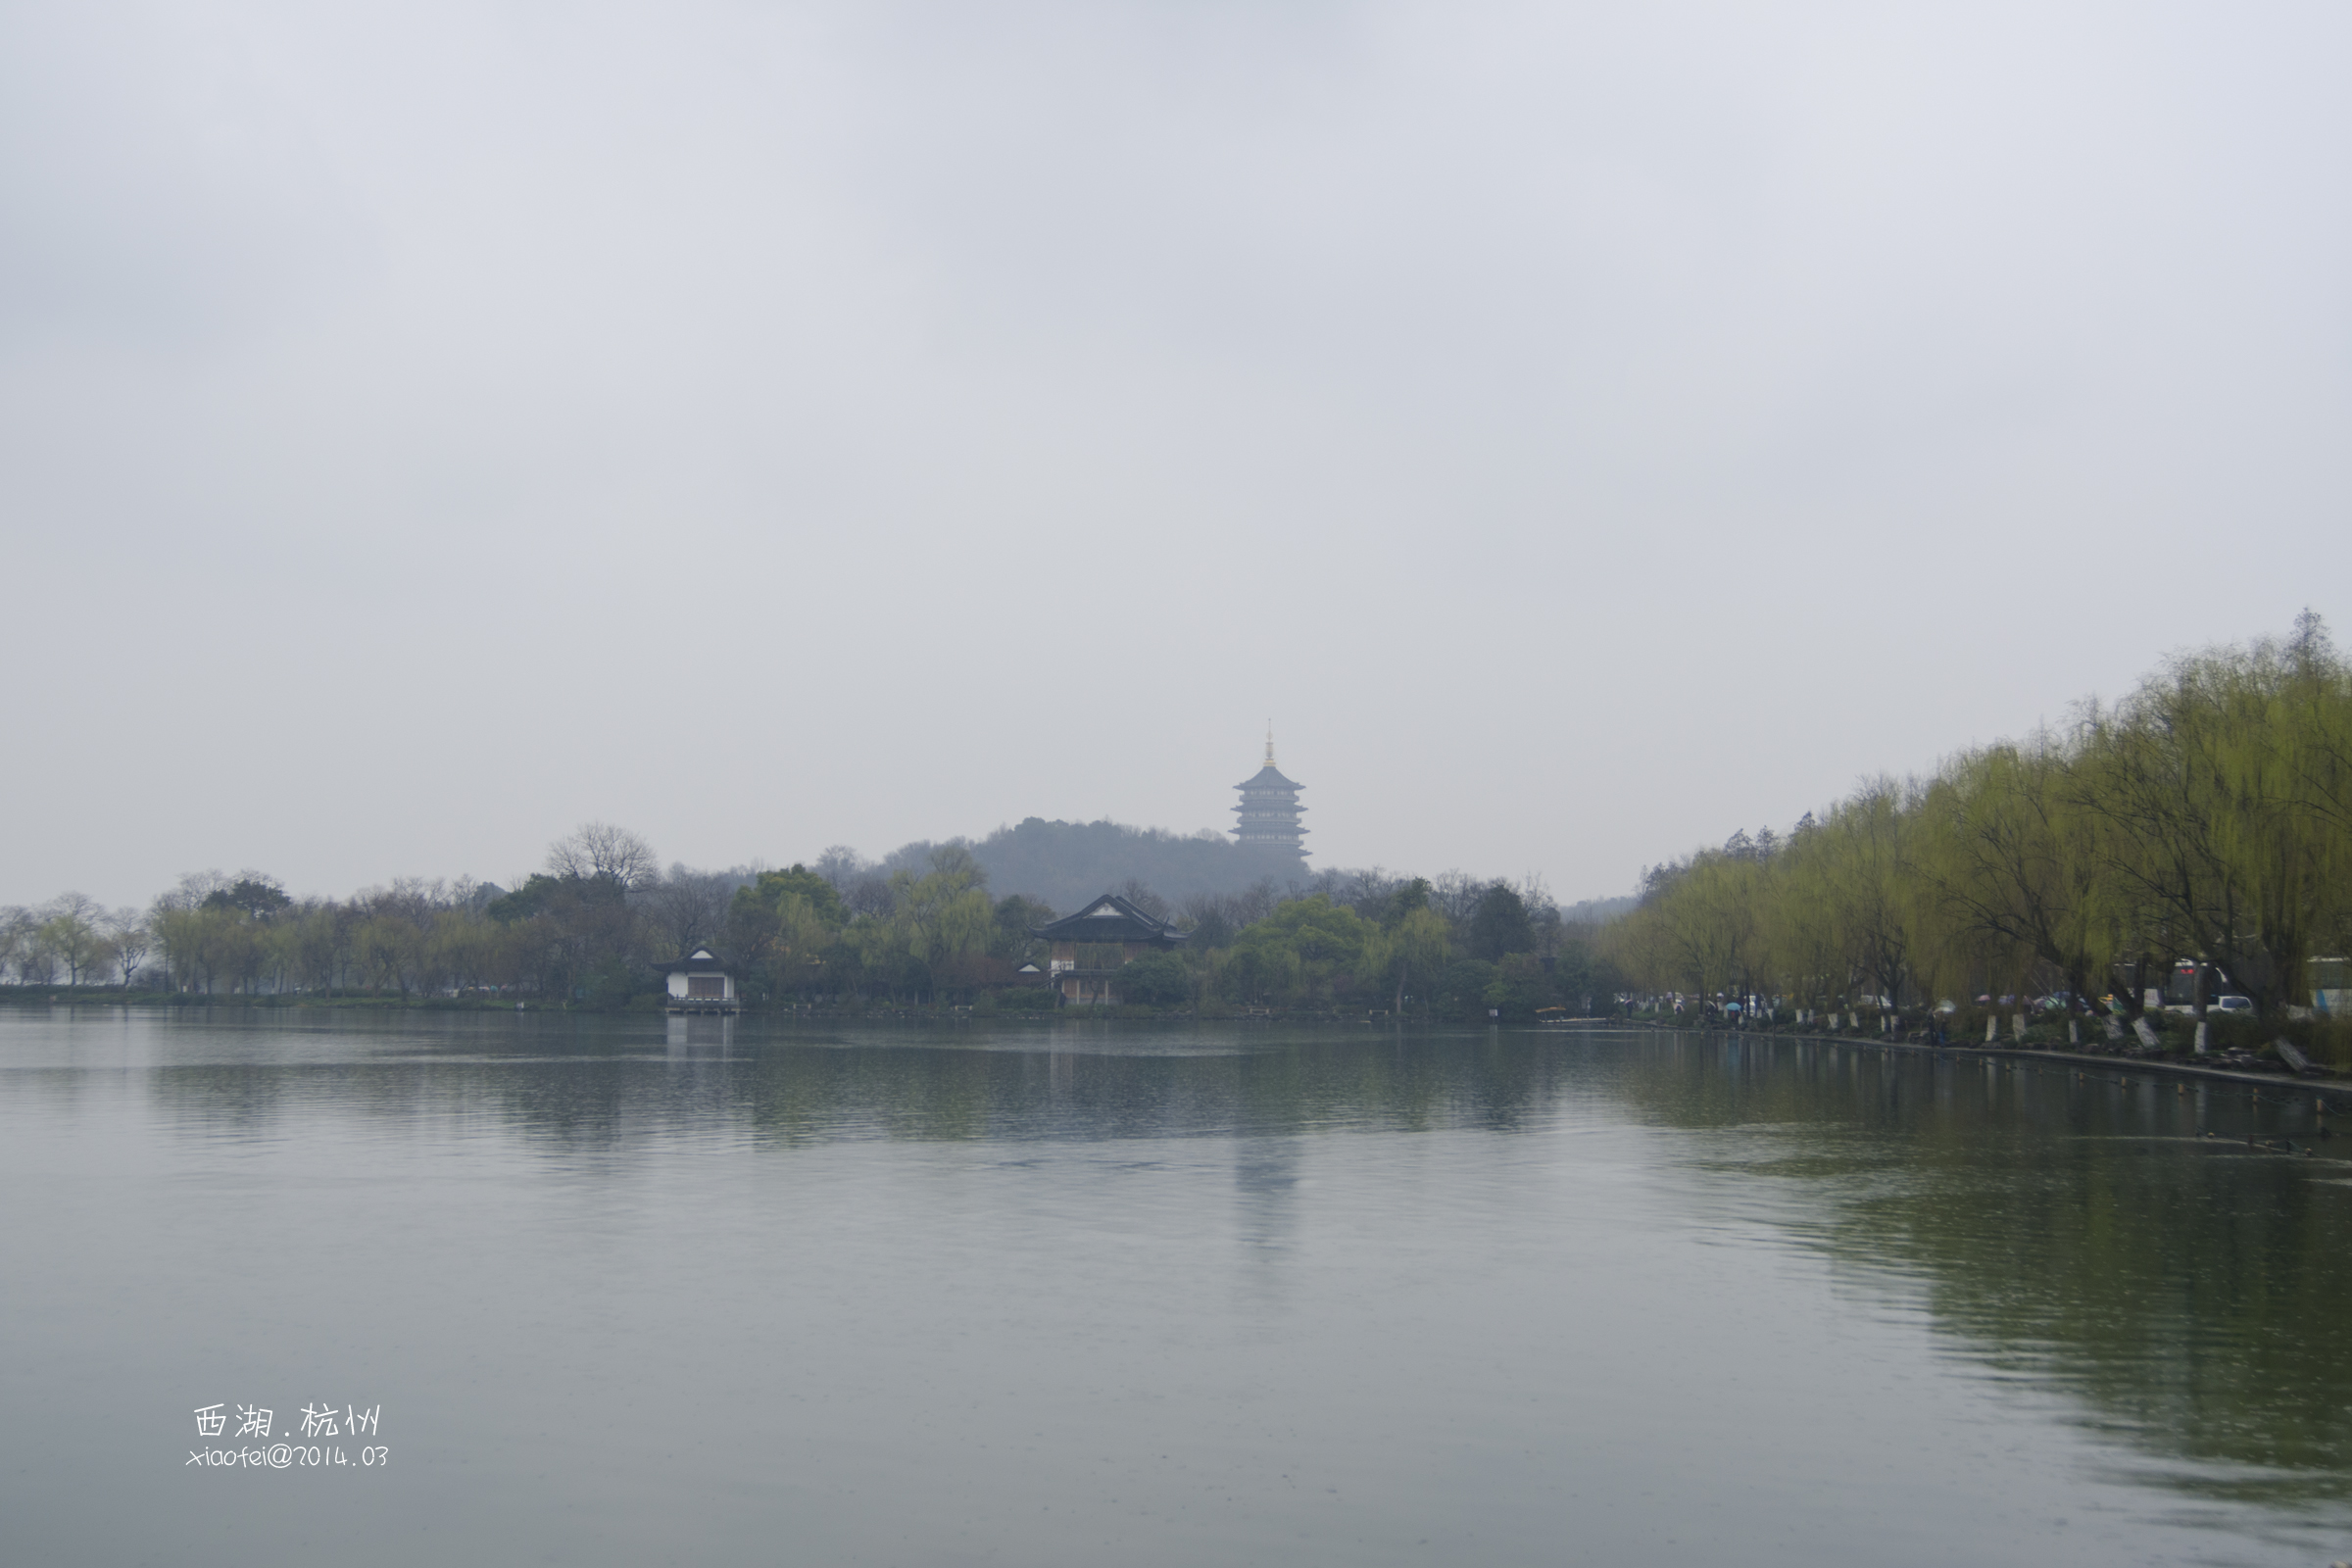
left=5, top=1008, right=2351, bottom=1567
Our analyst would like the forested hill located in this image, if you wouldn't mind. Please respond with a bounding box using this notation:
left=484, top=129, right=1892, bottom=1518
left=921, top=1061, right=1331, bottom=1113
left=885, top=818, right=1311, bottom=914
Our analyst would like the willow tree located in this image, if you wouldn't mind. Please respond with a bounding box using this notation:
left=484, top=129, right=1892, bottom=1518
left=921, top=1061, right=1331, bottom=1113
left=2218, top=615, right=2352, bottom=1003
left=1818, top=778, right=1922, bottom=1009
left=1913, top=737, right=2115, bottom=1008
left=1358, top=906, right=1451, bottom=1015
left=1764, top=817, right=1845, bottom=1009
left=2281, top=612, right=2352, bottom=960
left=1603, top=616, right=2349, bottom=1025
left=1616, top=852, right=1765, bottom=1004
left=884, top=847, right=996, bottom=1002
left=2080, top=630, right=2352, bottom=1013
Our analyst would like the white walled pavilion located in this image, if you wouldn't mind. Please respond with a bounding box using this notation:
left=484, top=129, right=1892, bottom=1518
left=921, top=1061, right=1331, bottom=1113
left=659, top=948, right=739, bottom=1014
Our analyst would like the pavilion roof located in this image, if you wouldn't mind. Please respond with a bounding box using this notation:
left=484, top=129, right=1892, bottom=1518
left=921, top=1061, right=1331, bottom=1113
left=1031, top=893, right=1190, bottom=946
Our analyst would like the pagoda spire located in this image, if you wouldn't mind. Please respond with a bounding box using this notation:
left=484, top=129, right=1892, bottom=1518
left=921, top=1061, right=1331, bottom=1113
left=1233, top=726, right=1308, bottom=859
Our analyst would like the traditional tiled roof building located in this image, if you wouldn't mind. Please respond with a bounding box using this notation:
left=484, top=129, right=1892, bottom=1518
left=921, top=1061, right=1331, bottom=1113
left=1232, top=729, right=1307, bottom=860
left=657, top=947, right=739, bottom=1013
left=1032, top=894, right=1190, bottom=1005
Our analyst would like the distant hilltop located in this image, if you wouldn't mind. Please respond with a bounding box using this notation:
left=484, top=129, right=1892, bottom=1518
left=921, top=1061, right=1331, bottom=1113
left=865, top=818, right=1633, bottom=926
left=871, top=731, right=1315, bottom=914
left=881, top=817, right=1313, bottom=916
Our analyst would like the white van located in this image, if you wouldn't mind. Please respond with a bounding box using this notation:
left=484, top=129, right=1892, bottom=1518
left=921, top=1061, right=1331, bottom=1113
left=2170, top=995, right=2254, bottom=1015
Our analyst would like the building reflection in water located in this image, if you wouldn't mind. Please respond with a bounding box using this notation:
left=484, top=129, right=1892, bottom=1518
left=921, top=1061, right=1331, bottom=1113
left=55, top=1007, right=2352, bottom=1499
left=1231, top=1133, right=1299, bottom=1310
left=666, top=1013, right=737, bottom=1057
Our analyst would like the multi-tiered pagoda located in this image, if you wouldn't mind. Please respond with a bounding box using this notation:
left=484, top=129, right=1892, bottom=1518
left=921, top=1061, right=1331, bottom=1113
left=1232, top=729, right=1308, bottom=859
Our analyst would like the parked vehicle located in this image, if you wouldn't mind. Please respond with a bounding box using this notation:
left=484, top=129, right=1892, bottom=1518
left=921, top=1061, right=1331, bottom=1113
left=2163, top=959, right=2239, bottom=1008
left=2167, top=995, right=2253, bottom=1015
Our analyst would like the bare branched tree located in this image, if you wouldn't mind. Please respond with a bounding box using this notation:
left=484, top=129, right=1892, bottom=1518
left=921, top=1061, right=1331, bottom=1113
left=1430, top=870, right=1486, bottom=923
left=1514, top=872, right=1558, bottom=920
left=107, top=907, right=151, bottom=989
left=0, top=906, right=33, bottom=984
left=813, top=845, right=869, bottom=890
left=547, top=822, right=659, bottom=890
left=1232, top=878, right=1282, bottom=926
left=1345, top=866, right=1401, bottom=912
left=1114, top=878, right=1169, bottom=919
left=644, top=865, right=737, bottom=955
left=842, top=874, right=895, bottom=917
left=154, top=870, right=232, bottom=913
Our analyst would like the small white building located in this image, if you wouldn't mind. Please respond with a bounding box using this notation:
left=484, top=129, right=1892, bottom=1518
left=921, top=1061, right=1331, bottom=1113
left=659, top=948, right=739, bottom=1014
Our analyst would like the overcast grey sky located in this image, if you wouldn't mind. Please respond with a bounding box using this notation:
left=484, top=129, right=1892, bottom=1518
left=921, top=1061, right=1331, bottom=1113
left=3, top=0, right=2345, bottom=908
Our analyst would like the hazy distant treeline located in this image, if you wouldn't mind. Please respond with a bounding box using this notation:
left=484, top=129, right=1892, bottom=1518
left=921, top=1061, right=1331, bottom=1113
left=882, top=817, right=1313, bottom=917
left=718, top=855, right=1620, bottom=1017
left=1, top=822, right=1625, bottom=1018
left=1608, top=615, right=2352, bottom=1022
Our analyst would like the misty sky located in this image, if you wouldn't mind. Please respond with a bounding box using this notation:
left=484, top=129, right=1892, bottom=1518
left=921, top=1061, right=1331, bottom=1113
left=3, top=0, right=2346, bottom=910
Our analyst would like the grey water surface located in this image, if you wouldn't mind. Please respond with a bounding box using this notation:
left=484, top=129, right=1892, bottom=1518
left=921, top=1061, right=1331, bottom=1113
left=5, top=1008, right=2350, bottom=1566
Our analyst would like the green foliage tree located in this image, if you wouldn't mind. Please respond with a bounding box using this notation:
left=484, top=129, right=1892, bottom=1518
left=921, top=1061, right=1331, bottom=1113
left=1117, top=952, right=1192, bottom=1006
left=201, top=876, right=291, bottom=921
left=1357, top=905, right=1450, bottom=1014
left=1606, top=616, right=2352, bottom=1037
left=1467, top=883, right=1535, bottom=959
left=1434, top=958, right=1498, bottom=1020
left=1490, top=953, right=1556, bottom=1020
left=750, top=865, right=846, bottom=927
left=38, top=893, right=106, bottom=987
left=991, top=896, right=1054, bottom=963
left=1218, top=896, right=1369, bottom=1007
left=1550, top=934, right=1620, bottom=1015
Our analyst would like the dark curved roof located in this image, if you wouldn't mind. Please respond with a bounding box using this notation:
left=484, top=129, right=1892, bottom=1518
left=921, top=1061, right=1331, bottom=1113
left=1031, top=893, right=1190, bottom=946
left=1234, top=764, right=1301, bottom=792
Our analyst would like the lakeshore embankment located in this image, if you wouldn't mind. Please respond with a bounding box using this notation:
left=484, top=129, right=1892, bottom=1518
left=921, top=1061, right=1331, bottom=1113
left=1663, top=1020, right=2352, bottom=1102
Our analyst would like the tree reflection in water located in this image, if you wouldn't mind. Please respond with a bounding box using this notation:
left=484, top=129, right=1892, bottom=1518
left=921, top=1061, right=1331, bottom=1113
left=1610, top=1032, right=2352, bottom=1502
left=111, top=1007, right=2352, bottom=1505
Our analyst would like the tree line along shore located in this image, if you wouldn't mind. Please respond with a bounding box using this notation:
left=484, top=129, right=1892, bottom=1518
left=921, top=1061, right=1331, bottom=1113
left=7, top=618, right=2345, bottom=1057
left=1609, top=613, right=2352, bottom=1069
left=0, top=822, right=1624, bottom=1025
